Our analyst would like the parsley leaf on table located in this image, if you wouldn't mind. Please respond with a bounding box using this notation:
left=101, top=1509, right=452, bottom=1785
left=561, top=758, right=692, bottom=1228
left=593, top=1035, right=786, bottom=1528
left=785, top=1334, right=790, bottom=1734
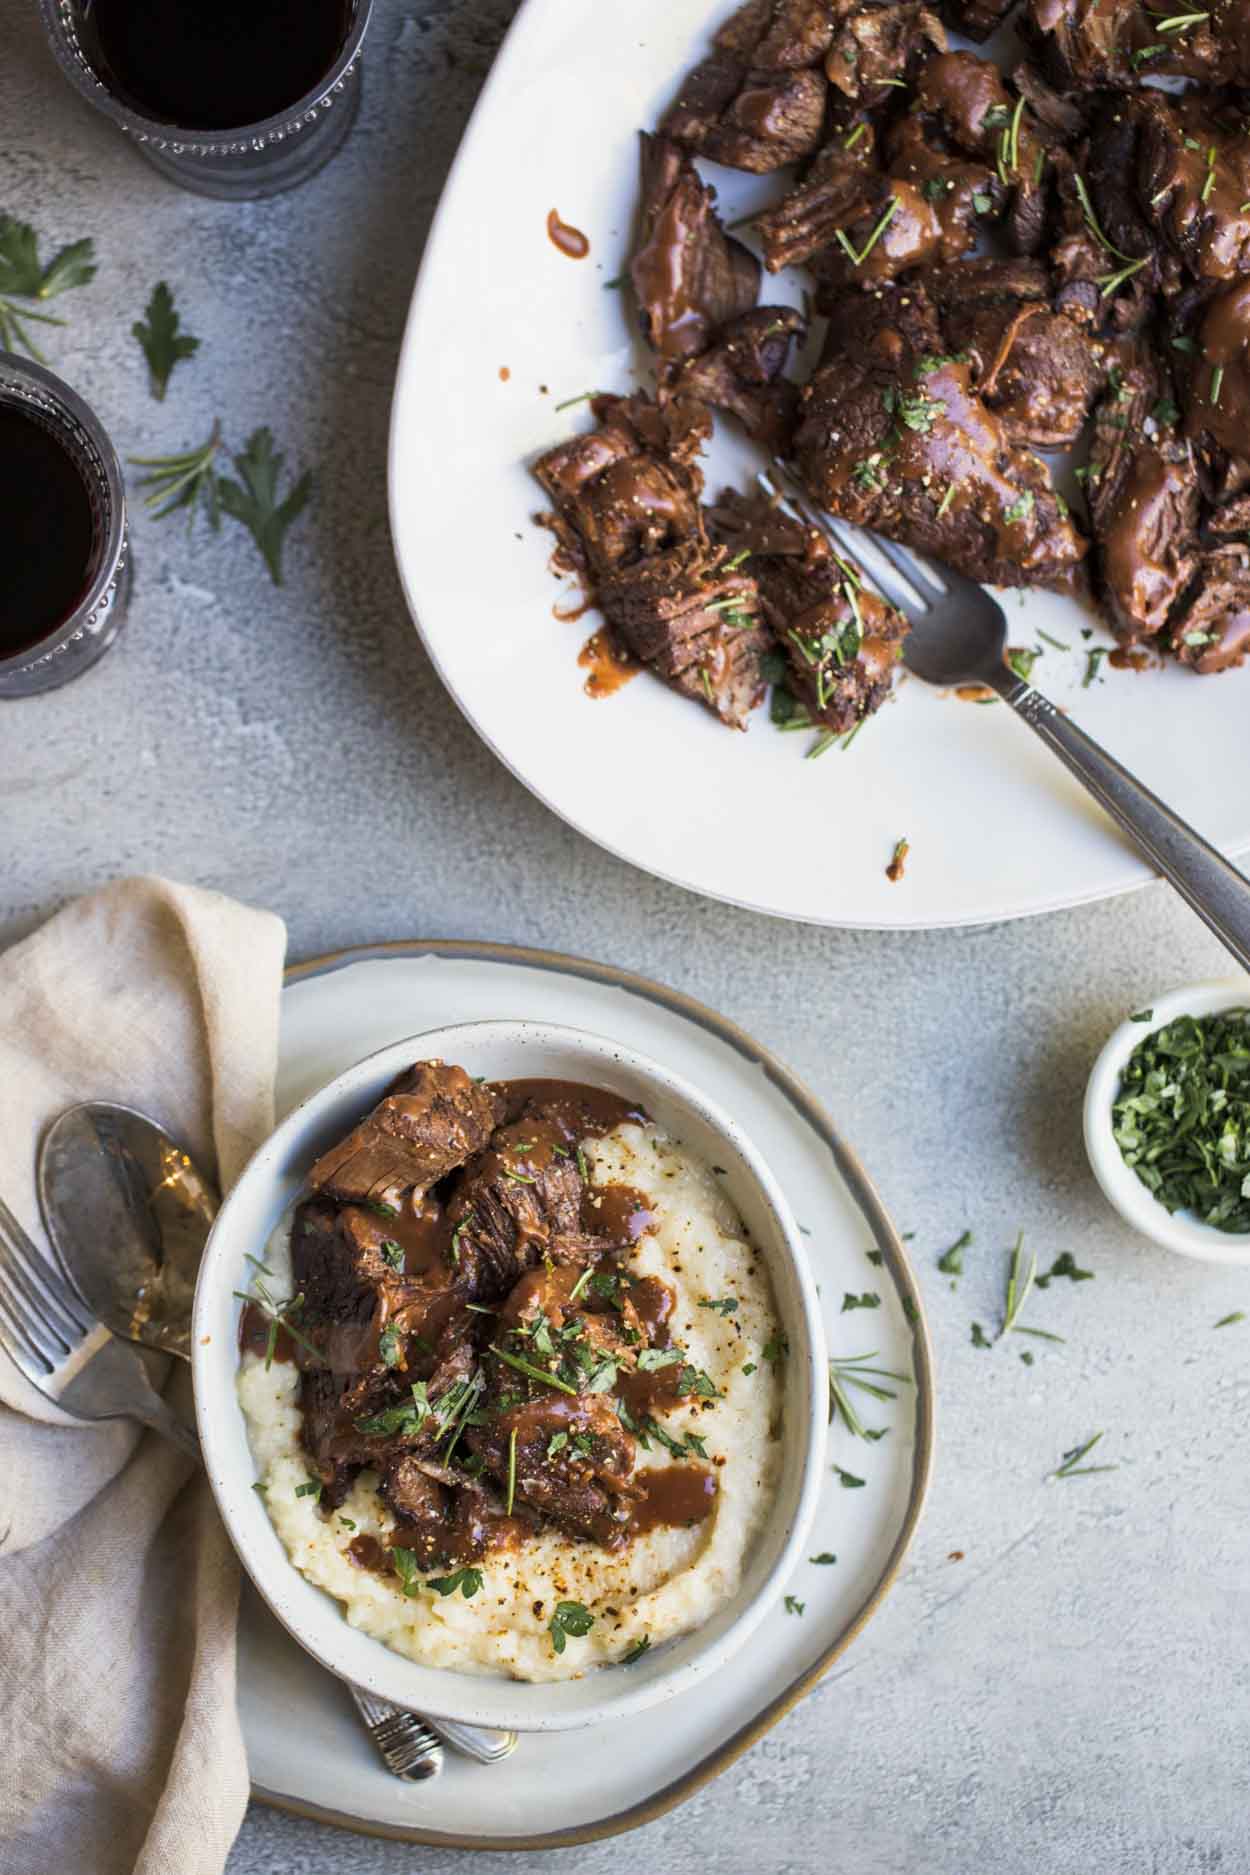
left=0, top=216, right=95, bottom=361
left=133, top=281, right=200, bottom=400
left=218, top=426, right=313, bottom=585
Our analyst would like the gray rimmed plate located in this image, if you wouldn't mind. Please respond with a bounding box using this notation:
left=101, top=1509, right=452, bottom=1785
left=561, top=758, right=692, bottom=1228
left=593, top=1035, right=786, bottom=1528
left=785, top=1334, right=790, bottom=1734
left=240, top=939, right=934, bottom=1848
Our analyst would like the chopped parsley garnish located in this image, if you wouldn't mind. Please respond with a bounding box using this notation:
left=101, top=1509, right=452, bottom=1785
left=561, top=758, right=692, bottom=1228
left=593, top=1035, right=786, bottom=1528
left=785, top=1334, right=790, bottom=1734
left=678, top=1363, right=722, bottom=1398
left=356, top=1381, right=433, bottom=1438
left=1007, top=646, right=1040, bottom=681
left=295, top=1478, right=321, bottom=1500
left=636, top=1347, right=683, bottom=1372
left=1003, top=491, right=1034, bottom=527
left=761, top=1333, right=789, bottom=1370
left=338, top=1515, right=357, bottom=1531
left=699, top=1296, right=739, bottom=1316
left=970, top=1322, right=991, bottom=1349
left=1112, top=1007, right=1250, bottom=1231
left=379, top=1238, right=405, bottom=1271
left=1216, top=1311, right=1246, bottom=1328
left=549, top=1600, right=595, bottom=1654
left=621, top=1634, right=652, bottom=1664
left=391, top=1548, right=421, bottom=1595
left=937, top=1229, right=970, bottom=1277
left=426, top=1566, right=484, bottom=1599
left=833, top=1466, right=865, bottom=1489
left=841, top=1291, right=881, bottom=1312
left=378, top=1323, right=403, bottom=1368
left=742, top=1361, right=758, bottom=1376
left=810, top=1552, right=836, bottom=1565
left=1035, top=1252, right=1093, bottom=1287
left=1083, top=646, right=1107, bottom=687
left=784, top=1595, right=805, bottom=1616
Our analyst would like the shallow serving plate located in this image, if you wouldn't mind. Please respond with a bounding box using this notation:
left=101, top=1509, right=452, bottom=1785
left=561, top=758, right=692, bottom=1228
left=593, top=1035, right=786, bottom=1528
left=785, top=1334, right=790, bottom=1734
left=197, top=1017, right=827, bottom=1732
left=238, top=940, right=933, bottom=1845
left=388, top=0, right=1250, bottom=932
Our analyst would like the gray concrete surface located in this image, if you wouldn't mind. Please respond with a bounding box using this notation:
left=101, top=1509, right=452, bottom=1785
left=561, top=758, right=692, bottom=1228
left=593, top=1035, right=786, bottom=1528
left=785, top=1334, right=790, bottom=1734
left=4, top=4, right=1249, bottom=1870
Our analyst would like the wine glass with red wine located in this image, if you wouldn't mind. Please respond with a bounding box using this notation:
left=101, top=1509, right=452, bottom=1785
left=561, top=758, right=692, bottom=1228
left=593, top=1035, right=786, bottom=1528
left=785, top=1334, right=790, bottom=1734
left=0, top=354, right=129, bottom=701
left=38, top=0, right=373, bottom=199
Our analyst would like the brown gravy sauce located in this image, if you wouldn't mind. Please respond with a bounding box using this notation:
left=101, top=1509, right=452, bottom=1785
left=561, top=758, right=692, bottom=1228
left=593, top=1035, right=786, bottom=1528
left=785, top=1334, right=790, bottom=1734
left=238, top=1299, right=294, bottom=1363
left=553, top=595, right=594, bottom=624
left=629, top=1464, right=717, bottom=1535
left=348, top=1533, right=388, bottom=1574
left=547, top=209, right=590, bottom=259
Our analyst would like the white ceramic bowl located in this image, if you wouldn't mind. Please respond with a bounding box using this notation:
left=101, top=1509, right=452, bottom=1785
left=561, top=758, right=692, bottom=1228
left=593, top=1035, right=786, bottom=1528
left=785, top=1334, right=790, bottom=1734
left=192, top=1019, right=827, bottom=1732
left=1084, top=978, right=1250, bottom=1265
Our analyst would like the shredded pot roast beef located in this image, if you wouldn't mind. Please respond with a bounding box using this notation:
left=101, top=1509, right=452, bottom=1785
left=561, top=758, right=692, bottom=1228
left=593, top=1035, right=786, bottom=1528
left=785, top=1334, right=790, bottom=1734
left=267, top=1063, right=721, bottom=1578
left=532, top=0, right=1250, bottom=738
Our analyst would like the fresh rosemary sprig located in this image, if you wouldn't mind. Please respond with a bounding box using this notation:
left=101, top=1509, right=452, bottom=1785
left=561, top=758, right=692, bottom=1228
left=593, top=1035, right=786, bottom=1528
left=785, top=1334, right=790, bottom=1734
left=1072, top=174, right=1149, bottom=298
left=128, top=422, right=312, bottom=583
left=1048, top=1432, right=1118, bottom=1480
left=130, top=422, right=224, bottom=527
left=827, top=1351, right=912, bottom=1439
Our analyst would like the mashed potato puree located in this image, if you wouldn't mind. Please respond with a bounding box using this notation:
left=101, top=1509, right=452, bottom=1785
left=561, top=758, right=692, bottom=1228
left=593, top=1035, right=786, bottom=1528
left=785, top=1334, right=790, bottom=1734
left=237, top=1121, right=783, bottom=1682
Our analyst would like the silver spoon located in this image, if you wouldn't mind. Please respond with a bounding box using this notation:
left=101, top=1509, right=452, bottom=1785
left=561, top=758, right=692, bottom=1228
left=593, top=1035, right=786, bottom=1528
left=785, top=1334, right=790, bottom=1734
left=37, top=1101, right=516, bottom=1771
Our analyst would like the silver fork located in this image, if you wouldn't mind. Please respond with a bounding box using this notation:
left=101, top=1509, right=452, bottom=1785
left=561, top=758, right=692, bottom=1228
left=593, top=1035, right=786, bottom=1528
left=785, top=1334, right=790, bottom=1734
left=0, top=1192, right=200, bottom=1457
left=770, top=466, right=1250, bottom=971
left=0, top=1195, right=453, bottom=1782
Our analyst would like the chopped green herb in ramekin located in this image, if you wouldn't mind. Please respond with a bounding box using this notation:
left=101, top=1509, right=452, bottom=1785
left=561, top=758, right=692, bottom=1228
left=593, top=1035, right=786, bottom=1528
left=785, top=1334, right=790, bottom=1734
left=1112, top=1008, right=1250, bottom=1233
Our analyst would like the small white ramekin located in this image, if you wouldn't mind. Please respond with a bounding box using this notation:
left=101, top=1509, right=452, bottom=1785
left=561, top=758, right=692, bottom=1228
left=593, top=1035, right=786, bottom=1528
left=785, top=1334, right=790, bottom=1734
left=1084, top=978, right=1250, bottom=1265
left=192, top=1019, right=827, bottom=1732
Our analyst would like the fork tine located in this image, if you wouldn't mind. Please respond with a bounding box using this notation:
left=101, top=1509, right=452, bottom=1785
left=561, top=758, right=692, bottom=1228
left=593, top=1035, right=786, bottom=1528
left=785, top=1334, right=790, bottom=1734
left=822, top=519, right=924, bottom=621
left=0, top=1196, right=91, bottom=1345
left=871, top=534, right=943, bottom=601
left=0, top=1265, right=60, bottom=1375
left=762, top=463, right=926, bottom=621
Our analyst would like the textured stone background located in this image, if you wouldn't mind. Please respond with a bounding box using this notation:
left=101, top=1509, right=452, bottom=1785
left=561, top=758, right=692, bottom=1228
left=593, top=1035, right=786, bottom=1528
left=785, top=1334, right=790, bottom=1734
left=4, top=3, right=1249, bottom=1869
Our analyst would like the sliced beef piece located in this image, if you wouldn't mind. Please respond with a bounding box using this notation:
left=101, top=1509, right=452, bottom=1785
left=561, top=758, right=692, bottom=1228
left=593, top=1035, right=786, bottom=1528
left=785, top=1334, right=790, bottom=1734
left=378, top=1457, right=498, bottom=1570
left=1085, top=346, right=1199, bottom=643
left=754, top=129, right=885, bottom=273
left=308, top=1062, right=503, bottom=1205
left=533, top=392, right=710, bottom=581
left=1135, top=96, right=1250, bottom=284
left=910, top=52, right=1049, bottom=257
left=468, top=1384, right=640, bottom=1548
left=1168, top=546, right=1250, bottom=673
left=631, top=134, right=760, bottom=361
left=808, top=175, right=949, bottom=293
left=1050, top=152, right=1155, bottom=338
left=467, top=1263, right=650, bottom=1546
left=666, top=306, right=806, bottom=448
left=794, top=283, right=1088, bottom=589
left=825, top=3, right=947, bottom=109
left=444, top=1114, right=592, bottom=1297
left=939, top=0, right=1017, bottom=40
left=711, top=486, right=909, bottom=732
left=927, top=257, right=1107, bottom=448
left=1023, top=0, right=1238, bottom=91
left=661, top=48, right=827, bottom=172
left=291, top=1194, right=477, bottom=1498
left=884, top=114, right=1000, bottom=262
left=1009, top=61, right=1086, bottom=141
left=715, top=0, right=840, bottom=68
left=597, top=547, right=772, bottom=728
left=1181, top=278, right=1250, bottom=474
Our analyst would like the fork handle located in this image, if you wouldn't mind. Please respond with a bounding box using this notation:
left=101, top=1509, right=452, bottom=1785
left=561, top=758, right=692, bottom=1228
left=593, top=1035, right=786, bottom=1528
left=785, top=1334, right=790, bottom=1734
left=135, top=1392, right=202, bottom=1462
left=995, top=669, right=1250, bottom=971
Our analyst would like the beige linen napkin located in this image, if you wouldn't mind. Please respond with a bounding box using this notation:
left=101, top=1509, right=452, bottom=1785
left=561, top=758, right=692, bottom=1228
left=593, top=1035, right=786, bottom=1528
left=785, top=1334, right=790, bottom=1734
left=0, top=877, right=286, bottom=1875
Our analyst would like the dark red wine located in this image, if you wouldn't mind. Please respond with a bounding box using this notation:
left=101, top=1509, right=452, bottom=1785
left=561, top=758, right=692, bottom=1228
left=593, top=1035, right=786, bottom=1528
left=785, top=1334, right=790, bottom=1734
left=88, top=0, right=354, bottom=132
left=0, top=405, right=96, bottom=661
